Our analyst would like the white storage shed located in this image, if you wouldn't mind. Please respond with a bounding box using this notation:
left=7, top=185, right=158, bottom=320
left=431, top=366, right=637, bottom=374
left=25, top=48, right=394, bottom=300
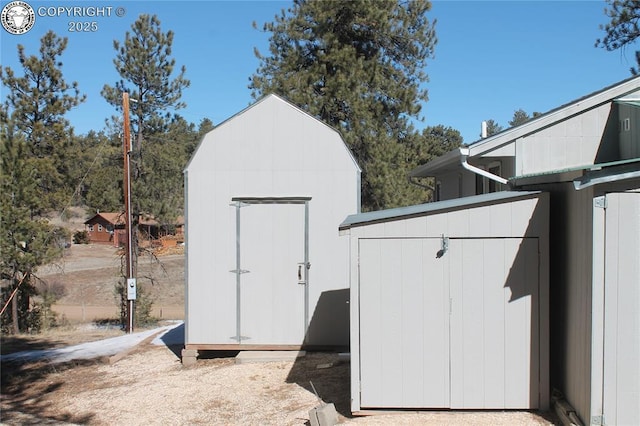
left=340, top=191, right=550, bottom=413
left=183, top=94, right=360, bottom=360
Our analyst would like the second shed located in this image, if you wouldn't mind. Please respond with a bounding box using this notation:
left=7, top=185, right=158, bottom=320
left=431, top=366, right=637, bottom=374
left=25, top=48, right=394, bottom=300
left=340, top=191, right=550, bottom=414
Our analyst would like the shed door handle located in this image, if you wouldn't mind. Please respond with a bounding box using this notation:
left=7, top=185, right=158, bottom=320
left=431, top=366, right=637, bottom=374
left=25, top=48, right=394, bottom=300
left=298, top=264, right=302, bottom=281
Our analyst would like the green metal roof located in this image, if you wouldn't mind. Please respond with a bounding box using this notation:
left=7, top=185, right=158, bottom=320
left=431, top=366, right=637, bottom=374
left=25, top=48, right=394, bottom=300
left=339, top=191, right=542, bottom=230
left=616, top=99, right=640, bottom=108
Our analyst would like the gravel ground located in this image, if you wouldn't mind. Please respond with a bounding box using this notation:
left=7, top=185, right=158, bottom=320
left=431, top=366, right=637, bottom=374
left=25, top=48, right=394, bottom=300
left=1, top=331, right=560, bottom=425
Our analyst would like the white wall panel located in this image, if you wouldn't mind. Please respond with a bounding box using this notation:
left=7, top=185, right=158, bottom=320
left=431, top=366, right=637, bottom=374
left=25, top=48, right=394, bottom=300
left=603, top=192, right=640, bottom=426
left=359, top=238, right=450, bottom=409
left=517, top=105, right=611, bottom=176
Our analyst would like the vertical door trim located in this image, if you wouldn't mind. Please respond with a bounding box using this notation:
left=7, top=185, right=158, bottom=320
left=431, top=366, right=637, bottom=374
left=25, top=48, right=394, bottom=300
left=591, top=195, right=606, bottom=424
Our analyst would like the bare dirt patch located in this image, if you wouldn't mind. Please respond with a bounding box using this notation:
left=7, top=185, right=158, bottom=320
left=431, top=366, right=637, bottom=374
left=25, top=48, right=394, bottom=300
left=38, top=244, right=184, bottom=323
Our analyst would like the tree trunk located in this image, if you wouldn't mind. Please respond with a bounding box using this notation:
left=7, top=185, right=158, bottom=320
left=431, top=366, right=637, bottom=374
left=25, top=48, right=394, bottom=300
left=11, top=286, right=19, bottom=334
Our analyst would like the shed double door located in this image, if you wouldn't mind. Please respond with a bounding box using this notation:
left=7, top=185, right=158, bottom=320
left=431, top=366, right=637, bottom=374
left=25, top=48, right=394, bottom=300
left=358, top=237, right=539, bottom=409
left=233, top=201, right=308, bottom=345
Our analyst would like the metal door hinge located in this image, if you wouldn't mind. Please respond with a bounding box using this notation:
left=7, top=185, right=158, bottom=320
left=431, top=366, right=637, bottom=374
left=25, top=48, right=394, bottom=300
left=594, top=196, right=607, bottom=209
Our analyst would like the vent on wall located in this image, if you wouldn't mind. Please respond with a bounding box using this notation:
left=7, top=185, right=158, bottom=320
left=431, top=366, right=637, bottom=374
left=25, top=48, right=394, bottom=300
left=620, top=118, right=631, bottom=132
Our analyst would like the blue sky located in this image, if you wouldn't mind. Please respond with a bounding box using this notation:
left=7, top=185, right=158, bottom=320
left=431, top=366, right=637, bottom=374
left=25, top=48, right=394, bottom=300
left=1, top=0, right=638, bottom=144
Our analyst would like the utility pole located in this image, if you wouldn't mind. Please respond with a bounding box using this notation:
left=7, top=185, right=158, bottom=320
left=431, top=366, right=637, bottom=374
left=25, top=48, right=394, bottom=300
left=123, top=92, right=136, bottom=333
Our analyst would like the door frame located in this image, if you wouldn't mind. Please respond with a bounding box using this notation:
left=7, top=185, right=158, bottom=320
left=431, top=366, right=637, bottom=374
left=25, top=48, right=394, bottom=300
left=230, top=196, right=311, bottom=343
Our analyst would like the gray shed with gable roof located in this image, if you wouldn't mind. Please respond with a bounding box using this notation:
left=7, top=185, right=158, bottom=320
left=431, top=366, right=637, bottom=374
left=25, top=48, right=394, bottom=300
left=340, top=191, right=550, bottom=413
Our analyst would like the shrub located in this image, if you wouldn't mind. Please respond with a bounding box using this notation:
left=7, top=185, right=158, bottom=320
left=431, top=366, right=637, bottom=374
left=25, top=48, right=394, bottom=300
left=73, top=230, right=90, bottom=244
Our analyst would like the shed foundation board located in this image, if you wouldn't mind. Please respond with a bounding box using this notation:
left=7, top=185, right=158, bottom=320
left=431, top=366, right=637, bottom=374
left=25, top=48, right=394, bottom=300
left=235, top=350, right=306, bottom=364
left=185, top=344, right=304, bottom=351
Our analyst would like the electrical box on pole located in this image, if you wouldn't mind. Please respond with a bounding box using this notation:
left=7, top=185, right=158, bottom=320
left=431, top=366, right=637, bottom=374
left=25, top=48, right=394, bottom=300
left=127, top=278, right=137, bottom=300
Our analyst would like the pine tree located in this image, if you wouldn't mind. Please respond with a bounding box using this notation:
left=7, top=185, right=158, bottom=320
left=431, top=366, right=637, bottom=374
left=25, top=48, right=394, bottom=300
left=79, top=130, right=124, bottom=212
left=1, top=31, right=81, bottom=333
left=509, top=109, right=531, bottom=127
left=1, top=30, right=86, bottom=213
left=101, top=14, right=191, bottom=220
left=596, top=0, right=640, bottom=74
left=0, top=120, right=64, bottom=333
left=482, top=119, right=503, bottom=137
left=101, top=14, right=190, bottom=145
left=251, top=0, right=437, bottom=211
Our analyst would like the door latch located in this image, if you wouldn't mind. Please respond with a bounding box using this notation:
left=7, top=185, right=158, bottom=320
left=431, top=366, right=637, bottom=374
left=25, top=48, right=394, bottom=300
left=297, top=262, right=310, bottom=285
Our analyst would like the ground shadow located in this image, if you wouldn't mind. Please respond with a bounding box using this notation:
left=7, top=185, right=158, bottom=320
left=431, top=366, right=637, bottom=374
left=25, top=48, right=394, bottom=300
left=159, top=322, right=185, bottom=359
left=285, top=352, right=352, bottom=419
left=1, top=358, right=97, bottom=425
left=0, top=335, right=69, bottom=355
left=283, top=288, right=352, bottom=418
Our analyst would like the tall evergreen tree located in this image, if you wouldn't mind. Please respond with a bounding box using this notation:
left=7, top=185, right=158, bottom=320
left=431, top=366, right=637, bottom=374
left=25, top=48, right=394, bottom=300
left=596, top=0, right=640, bottom=74
left=0, top=119, right=65, bottom=333
left=1, top=30, right=86, bottom=212
left=251, top=0, right=437, bottom=211
left=1, top=31, right=80, bottom=333
left=101, top=14, right=190, bottom=145
left=403, top=125, right=463, bottom=201
left=101, top=14, right=191, bottom=221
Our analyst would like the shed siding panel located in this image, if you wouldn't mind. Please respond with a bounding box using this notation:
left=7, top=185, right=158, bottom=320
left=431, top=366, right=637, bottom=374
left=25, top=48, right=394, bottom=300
left=451, top=238, right=486, bottom=408
left=504, top=238, right=538, bottom=408
left=518, top=105, right=610, bottom=175
left=483, top=239, right=507, bottom=408
left=450, top=238, right=538, bottom=409
left=359, top=238, right=449, bottom=408
left=603, top=192, right=640, bottom=426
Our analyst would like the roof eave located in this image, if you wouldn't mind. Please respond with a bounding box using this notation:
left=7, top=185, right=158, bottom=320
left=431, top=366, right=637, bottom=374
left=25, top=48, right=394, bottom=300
left=409, top=147, right=467, bottom=178
left=467, top=75, right=640, bottom=157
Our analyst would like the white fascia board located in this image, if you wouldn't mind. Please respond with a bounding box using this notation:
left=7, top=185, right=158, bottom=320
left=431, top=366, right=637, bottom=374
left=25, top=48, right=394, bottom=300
left=409, top=147, right=467, bottom=177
